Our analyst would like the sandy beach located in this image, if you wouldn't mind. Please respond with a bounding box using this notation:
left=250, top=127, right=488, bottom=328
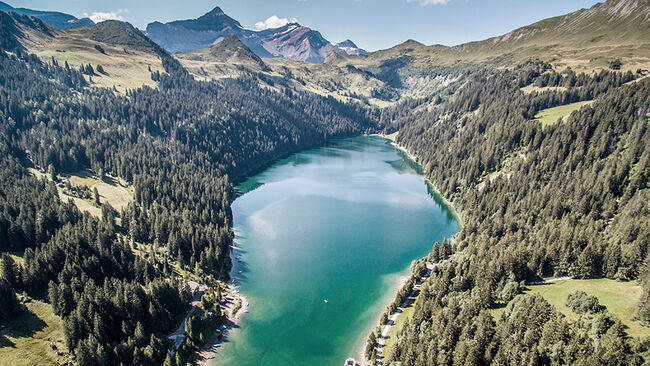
left=196, top=285, right=250, bottom=366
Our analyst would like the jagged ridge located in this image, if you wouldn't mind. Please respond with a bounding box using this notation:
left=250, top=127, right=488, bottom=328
left=145, top=7, right=365, bottom=62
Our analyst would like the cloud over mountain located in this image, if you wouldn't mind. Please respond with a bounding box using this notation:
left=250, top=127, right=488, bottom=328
left=86, top=9, right=127, bottom=23
left=254, top=15, right=299, bottom=30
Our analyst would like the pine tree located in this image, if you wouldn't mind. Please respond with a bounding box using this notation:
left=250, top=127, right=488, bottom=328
left=365, top=331, right=377, bottom=360
left=93, top=187, right=101, bottom=207
left=0, top=253, right=20, bottom=288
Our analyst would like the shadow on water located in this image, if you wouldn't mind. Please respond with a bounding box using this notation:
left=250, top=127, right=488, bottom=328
left=235, top=136, right=385, bottom=197
left=316, top=147, right=353, bottom=160
left=394, top=150, right=424, bottom=175
left=217, top=319, right=241, bottom=343
left=386, top=159, right=419, bottom=175
left=197, top=320, right=242, bottom=364
left=384, top=137, right=460, bottom=225
left=326, top=136, right=385, bottom=153
left=235, top=179, right=264, bottom=197
left=425, top=183, right=459, bottom=224
left=232, top=252, right=251, bottom=281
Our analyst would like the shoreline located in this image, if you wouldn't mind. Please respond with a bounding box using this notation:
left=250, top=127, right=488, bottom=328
left=354, top=270, right=412, bottom=363
left=394, top=140, right=464, bottom=227
left=358, top=132, right=465, bottom=365
left=196, top=283, right=250, bottom=366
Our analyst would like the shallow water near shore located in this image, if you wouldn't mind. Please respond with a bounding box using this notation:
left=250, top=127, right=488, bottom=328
left=214, top=136, right=459, bottom=366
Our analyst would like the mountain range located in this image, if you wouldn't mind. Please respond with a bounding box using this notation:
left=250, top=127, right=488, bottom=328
left=145, top=6, right=365, bottom=62
left=326, top=0, right=650, bottom=95
left=0, top=1, right=365, bottom=63
left=0, top=0, right=92, bottom=29
left=1, top=0, right=647, bottom=102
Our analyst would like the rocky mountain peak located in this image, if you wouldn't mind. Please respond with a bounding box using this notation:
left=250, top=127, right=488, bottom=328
left=335, top=40, right=366, bottom=55
left=146, top=6, right=364, bottom=62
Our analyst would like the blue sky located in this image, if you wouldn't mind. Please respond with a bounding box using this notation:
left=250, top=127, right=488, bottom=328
left=10, top=0, right=600, bottom=51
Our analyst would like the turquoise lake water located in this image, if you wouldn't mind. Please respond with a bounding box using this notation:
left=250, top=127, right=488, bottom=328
left=214, top=136, right=459, bottom=366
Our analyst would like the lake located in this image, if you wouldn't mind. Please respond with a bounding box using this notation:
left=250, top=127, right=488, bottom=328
left=214, top=136, right=459, bottom=366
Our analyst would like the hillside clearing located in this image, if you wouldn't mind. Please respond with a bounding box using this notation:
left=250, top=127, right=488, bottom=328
left=28, top=168, right=133, bottom=218
left=382, top=299, right=416, bottom=360
left=67, top=171, right=133, bottom=209
left=526, top=278, right=648, bottom=339
left=520, top=85, right=568, bottom=94
left=535, top=101, right=593, bottom=126
left=0, top=300, right=68, bottom=366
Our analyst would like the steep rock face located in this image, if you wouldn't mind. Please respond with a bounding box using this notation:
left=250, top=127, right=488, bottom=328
left=257, top=23, right=338, bottom=63
left=145, top=7, right=364, bottom=62
left=145, top=7, right=273, bottom=57
left=0, top=11, right=57, bottom=51
left=0, top=1, right=92, bottom=29
left=165, top=6, right=243, bottom=32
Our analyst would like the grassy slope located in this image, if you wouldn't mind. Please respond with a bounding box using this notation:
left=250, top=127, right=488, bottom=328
left=327, top=0, right=650, bottom=96
left=535, top=101, right=593, bottom=126
left=520, top=85, right=568, bottom=94
left=382, top=300, right=416, bottom=359
left=32, top=39, right=163, bottom=92
left=0, top=300, right=69, bottom=366
left=19, top=22, right=164, bottom=93
left=28, top=168, right=133, bottom=218
left=66, top=170, right=133, bottom=212
left=526, top=278, right=649, bottom=339
left=177, top=54, right=391, bottom=107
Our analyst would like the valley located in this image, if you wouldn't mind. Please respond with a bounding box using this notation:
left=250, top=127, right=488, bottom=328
left=218, top=137, right=458, bottom=366
left=0, top=0, right=648, bottom=365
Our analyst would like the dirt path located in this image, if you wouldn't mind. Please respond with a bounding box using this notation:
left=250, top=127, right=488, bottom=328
left=530, top=276, right=572, bottom=285
left=374, top=263, right=434, bottom=365
left=168, top=290, right=203, bottom=355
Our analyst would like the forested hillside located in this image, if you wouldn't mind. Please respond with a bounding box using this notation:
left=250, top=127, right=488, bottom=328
left=380, top=62, right=650, bottom=364
left=0, top=12, right=375, bottom=365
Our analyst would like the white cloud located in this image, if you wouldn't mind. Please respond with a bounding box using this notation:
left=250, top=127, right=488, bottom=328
left=85, top=9, right=128, bottom=23
left=407, top=0, right=451, bottom=5
left=254, top=15, right=299, bottom=31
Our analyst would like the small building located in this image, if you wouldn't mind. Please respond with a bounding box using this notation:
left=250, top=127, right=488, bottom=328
left=344, top=358, right=365, bottom=366
left=181, top=281, right=207, bottom=298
